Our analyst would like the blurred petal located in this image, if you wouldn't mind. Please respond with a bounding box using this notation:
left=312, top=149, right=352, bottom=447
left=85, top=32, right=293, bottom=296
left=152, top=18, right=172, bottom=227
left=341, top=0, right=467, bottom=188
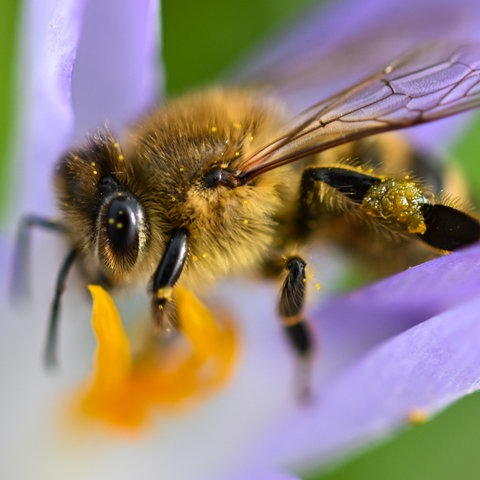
left=13, top=0, right=86, bottom=215
left=71, top=0, right=160, bottom=138
left=12, top=0, right=160, bottom=217
left=234, top=0, right=480, bottom=152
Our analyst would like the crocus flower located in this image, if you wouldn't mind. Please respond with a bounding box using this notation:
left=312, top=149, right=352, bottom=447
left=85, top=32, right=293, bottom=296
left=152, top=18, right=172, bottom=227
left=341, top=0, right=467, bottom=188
left=2, top=0, right=480, bottom=479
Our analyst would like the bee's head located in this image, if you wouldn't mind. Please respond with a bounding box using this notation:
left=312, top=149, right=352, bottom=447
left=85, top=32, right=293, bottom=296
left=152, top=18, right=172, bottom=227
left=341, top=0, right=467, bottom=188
left=54, top=133, right=153, bottom=283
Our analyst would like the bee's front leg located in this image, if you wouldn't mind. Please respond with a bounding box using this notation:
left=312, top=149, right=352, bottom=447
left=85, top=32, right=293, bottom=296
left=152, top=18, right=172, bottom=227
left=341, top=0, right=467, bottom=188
left=278, top=255, right=315, bottom=401
left=151, top=228, right=189, bottom=332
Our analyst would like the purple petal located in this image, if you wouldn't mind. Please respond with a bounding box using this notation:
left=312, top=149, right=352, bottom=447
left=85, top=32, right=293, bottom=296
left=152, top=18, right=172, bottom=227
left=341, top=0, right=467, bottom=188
left=12, top=0, right=160, bottom=217
left=71, top=0, right=160, bottom=139
left=316, top=244, right=480, bottom=378
left=234, top=0, right=480, bottom=151
left=228, top=245, right=480, bottom=472
left=250, top=296, right=480, bottom=472
left=226, top=468, right=300, bottom=480
left=14, top=0, right=87, bottom=215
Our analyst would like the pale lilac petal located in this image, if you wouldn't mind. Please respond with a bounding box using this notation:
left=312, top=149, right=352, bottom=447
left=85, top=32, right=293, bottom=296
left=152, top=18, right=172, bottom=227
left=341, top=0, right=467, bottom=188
left=71, top=0, right=160, bottom=138
left=226, top=469, right=300, bottom=480
left=12, top=0, right=160, bottom=218
left=13, top=0, right=87, bottom=216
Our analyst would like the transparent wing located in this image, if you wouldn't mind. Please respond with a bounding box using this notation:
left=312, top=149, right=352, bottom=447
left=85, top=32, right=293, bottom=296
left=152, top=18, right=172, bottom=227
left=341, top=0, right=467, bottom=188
left=231, top=0, right=480, bottom=151
left=234, top=0, right=480, bottom=114
left=236, top=44, right=480, bottom=182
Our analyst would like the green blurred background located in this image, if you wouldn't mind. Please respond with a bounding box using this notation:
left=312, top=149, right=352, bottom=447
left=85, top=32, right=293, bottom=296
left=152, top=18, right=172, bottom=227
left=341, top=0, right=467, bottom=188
left=2, top=0, right=480, bottom=478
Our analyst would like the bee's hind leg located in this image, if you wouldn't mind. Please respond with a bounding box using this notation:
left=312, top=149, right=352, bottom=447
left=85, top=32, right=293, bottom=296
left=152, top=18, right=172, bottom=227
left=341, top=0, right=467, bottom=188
left=278, top=255, right=315, bottom=402
left=300, top=166, right=480, bottom=251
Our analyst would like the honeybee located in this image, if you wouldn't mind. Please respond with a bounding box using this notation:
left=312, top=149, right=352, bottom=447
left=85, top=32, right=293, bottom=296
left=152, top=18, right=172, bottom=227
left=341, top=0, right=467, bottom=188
left=14, top=39, right=480, bottom=389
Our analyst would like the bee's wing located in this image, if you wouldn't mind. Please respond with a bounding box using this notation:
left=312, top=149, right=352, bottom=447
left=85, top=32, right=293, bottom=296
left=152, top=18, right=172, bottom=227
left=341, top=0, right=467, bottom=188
left=231, top=0, right=480, bottom=152
left=234, top=0, right=480, bottom=115
left=236, top=44, right=480, bottom=181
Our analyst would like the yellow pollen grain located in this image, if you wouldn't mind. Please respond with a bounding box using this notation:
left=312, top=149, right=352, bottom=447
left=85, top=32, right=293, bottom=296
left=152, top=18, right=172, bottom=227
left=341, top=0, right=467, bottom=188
left=93, top=170, right=98, bottom=175
left=243, top=219, right=249, bottom=225
left=91, top=162, right=96, bottom=167
left=108, top=218, right=115, bottom=225
left=170, top=195, right=176, bottom=202
left=179, top=167, right=185, bottom=172
left=211, top=126, right=217, bottom=133
left=248, top=135, right=254, bottom=142
left=201, top=253, right=208, bottom=259
left=113, top=142, right=120, bottom=149
left=192, top=255, right=198, bottom=262
left=234, top=151, right=240, bottom=157
left=156, top=287, right=173, bottom=301
left=408, top=408, right=429, bottom=425
left=315, top=283, right=321, bottom=291
left=116, top=222, right=123, bottom=229
left=118, top=154, right=125, bottom=161
left=232, top=122, right=241, bottom=129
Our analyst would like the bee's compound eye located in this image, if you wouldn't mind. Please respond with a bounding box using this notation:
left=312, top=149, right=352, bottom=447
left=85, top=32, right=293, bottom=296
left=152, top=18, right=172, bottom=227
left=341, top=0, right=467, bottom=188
left=106, top=198, right=136, bottom=252
left=100, top=194, right=146, bottom=268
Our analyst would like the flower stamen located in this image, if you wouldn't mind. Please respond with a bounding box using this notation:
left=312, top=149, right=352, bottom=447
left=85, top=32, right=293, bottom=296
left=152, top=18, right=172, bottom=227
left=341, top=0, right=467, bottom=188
left=71, top=285, right=238, bottom=433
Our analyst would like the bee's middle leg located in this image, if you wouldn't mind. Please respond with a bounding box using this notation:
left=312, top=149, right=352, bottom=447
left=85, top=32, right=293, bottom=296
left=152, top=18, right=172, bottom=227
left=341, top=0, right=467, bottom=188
left=277, top=255, right=314, bottom=400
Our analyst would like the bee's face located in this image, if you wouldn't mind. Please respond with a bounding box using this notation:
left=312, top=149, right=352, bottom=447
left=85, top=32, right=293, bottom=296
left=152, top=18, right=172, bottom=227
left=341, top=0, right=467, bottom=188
left=54, top=134, right=154, bottom=284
